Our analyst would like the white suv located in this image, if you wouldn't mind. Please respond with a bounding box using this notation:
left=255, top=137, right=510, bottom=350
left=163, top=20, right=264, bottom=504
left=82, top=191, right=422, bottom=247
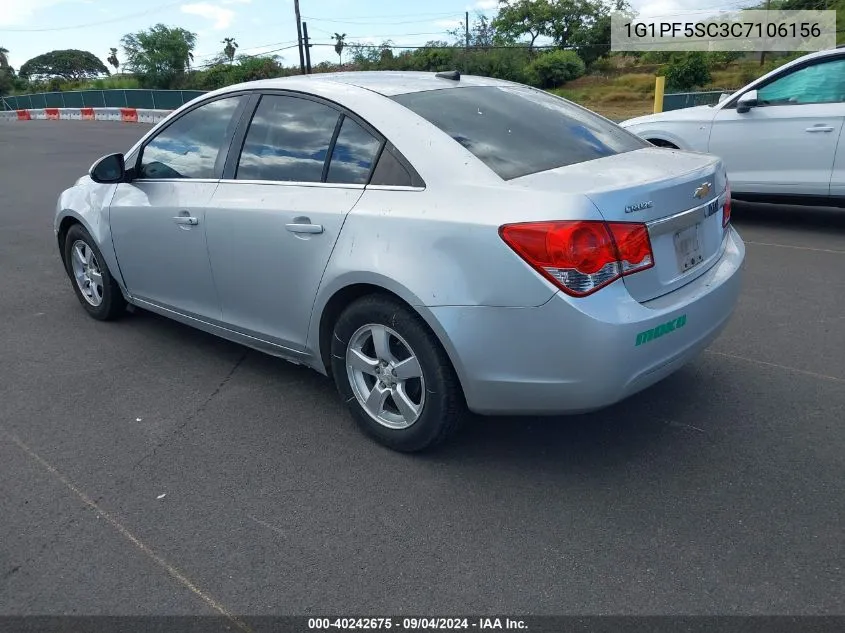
left=620, top=48, right=845, bottom=206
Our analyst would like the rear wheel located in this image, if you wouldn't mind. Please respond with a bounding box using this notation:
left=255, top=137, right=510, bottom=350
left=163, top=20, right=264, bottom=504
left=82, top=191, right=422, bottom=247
left=331, top=295, right=466, bottom=452
left=63, top=224, right=126, bottom=321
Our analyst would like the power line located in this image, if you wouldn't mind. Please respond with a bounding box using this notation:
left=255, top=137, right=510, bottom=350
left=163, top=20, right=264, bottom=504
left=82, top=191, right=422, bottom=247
left=191, top=44, right=301, bottom=71
left=300, top=14, right=468, bottom=26
left=193, top=41, right=298, bottom=62
left=0, top=0, right=183, bottom=32
left=300, top=10, right=475, bottom=24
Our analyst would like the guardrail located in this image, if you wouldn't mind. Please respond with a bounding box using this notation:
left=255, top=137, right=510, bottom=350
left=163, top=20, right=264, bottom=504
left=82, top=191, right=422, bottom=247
left=1, top=89, right=206, bottom=112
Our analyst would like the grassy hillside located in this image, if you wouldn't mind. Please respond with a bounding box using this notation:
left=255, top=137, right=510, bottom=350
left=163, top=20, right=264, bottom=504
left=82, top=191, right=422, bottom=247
left=554, top=58, right=799, bottom=120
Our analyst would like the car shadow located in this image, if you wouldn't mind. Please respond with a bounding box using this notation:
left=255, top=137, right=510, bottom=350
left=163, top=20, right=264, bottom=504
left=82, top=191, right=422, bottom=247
left=125, top=305, right=720, bottom=472
left=732, top=199, right=845, bottom=233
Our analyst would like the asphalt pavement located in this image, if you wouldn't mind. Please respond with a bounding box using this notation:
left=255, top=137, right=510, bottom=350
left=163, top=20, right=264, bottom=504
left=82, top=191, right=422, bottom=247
left=0, top=121, right=843, bottom=617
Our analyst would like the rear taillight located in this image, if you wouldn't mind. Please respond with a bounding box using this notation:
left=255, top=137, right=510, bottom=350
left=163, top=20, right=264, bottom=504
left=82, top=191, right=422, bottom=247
left=499, top=220, right=654, bottom=297
left=723, top=181, right=732, bottom=228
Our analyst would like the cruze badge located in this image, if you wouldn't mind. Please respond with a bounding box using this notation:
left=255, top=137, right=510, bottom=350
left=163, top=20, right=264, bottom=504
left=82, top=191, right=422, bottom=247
left=693, top=182, right=712, bottom=199
left=625, top=201, right=653, bottom=213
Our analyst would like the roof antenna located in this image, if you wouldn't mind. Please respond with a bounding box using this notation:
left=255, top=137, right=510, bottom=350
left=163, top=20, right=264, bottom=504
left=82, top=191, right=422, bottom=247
left=435, top=70, right=461, bottom=81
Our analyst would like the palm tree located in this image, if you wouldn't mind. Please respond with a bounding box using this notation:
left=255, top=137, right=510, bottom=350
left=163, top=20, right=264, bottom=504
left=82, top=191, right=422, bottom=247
left=107, top=48, right=119, bottom=72
left=333, top=33, right=346, bottom=66
left=222, top=37, right=239, bottom=64
left=0, top=47, right=9, bottom=69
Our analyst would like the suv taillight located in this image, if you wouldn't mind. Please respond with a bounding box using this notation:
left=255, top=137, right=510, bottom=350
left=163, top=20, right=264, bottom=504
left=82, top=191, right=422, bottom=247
left=723, top=181, right=732, bottom=228
left=499, top=220, right=654, bottom=297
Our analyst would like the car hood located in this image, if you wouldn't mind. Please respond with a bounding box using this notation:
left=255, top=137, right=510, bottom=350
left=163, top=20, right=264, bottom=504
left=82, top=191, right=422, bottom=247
left=620, top=104, right=717, bottom=128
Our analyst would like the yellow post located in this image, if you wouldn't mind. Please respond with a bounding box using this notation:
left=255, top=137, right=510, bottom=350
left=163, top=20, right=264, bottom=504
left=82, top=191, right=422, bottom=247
left=653, top=76, right=665, bottom=114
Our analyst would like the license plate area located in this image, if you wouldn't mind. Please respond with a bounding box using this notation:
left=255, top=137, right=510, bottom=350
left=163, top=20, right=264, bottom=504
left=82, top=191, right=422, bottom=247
left=674, top=223, right=703, bottom=272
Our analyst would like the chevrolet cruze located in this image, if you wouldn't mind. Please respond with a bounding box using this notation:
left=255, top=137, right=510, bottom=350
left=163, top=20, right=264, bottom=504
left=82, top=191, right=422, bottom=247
left=55, top=71, right=745, bottom=452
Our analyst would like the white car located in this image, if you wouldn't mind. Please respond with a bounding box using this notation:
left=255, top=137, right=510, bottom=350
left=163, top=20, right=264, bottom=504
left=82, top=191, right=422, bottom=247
left=621, top=47, right=845, bottom=206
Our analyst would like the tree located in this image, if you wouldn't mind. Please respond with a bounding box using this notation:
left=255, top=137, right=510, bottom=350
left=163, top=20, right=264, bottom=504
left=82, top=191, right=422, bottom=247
left=0, top=67, right=14, bottom=97
left=333, top=33, right=346, bottom=65
left=223, top=37, right=238, bottom=64
left=121, top=24, right=197, bottom=88
left=107, top=47, right=120, bottom=72
left=19, top=50, right=109, bottom=80
left=0, top=46, right=9, bottom=69
left=569, top=0, right=634, bottom=67
left=348, top=41, right=395, bottom=70
left=492, top=0, right=554, bottom=53
left=544, top=0, right=603, bottom=50
left=449, top=13, right=500, bottom=49
left=664, top=52, right=711, bottom=91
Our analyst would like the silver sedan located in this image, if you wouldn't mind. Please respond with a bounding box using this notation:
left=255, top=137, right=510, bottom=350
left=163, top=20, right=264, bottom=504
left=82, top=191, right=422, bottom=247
left=55, top=71, right=745, bottom=452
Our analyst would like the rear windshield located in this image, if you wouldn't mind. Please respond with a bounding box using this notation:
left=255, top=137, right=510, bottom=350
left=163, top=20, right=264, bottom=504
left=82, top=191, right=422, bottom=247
left=392, top=86, right=648, bottom=180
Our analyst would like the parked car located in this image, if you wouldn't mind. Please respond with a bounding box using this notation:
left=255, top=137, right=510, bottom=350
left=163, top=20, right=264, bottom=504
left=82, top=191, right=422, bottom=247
left=55, top=71, right=745, bottom=452
left=621, top=48, right=845, bottom=207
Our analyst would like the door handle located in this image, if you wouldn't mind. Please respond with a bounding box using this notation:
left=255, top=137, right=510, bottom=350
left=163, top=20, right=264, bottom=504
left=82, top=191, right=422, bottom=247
left=173, top=216, right=199, bottom=226
left=286, top=221, right=324, bottom=234
left=805, top=125, right=835, bottom=133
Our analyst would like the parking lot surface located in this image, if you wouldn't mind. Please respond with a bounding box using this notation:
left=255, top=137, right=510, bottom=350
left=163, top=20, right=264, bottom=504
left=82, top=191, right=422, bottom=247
left=1, top=121, right=843, bottom=616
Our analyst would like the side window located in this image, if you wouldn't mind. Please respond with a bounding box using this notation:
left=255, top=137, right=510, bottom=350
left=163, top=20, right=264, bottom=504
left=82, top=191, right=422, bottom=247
left=326, top=116, right=382, bottom=184
left=139, top=96, right=245, bottom=179
left=757, top=58, right=845, bottom=106
left=237, top=95, right=340, bottom=182
left=370, top=147, right=414, bottom=187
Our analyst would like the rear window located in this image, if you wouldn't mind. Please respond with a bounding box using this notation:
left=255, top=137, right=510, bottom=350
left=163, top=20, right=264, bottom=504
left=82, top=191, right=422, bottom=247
left=392, top=86, right=648, bottom=180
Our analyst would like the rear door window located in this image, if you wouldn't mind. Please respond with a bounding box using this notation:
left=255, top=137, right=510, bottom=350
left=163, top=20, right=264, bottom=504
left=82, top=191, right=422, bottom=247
left=392, top=86, right=648, bottom=180
left=237, top=95, right=340, bottom=183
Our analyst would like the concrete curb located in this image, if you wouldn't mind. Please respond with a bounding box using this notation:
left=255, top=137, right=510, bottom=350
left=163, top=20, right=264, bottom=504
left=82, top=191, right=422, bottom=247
left=0, top=107, right=171, bottom=124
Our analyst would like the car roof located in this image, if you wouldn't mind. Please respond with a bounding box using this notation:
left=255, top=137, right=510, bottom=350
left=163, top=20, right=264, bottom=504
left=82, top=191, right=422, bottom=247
left=222, top=71, right=518, bottom=97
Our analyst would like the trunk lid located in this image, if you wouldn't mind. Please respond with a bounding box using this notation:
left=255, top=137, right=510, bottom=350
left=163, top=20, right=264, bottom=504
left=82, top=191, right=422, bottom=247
left=512, top=147, right=728, bottom=303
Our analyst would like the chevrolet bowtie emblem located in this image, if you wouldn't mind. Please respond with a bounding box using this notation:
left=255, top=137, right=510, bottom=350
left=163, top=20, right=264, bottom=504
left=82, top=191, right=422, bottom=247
left=693, top=182, right=712, bottom=199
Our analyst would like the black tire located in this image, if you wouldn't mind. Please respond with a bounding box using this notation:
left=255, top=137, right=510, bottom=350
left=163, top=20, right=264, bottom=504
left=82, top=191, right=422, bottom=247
left=331, top=295, right=466, bottom=452
left=63, top=224, right=126, bottom=321
left=649, top=139, right=679, bottom=149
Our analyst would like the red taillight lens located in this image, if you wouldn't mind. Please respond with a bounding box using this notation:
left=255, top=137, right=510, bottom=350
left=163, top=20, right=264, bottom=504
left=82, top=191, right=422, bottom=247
left=723, top=181, right=732, bottom=228
left=607, top=222, right=654, bottom=275
left=499, top=220, right=654, bottom=297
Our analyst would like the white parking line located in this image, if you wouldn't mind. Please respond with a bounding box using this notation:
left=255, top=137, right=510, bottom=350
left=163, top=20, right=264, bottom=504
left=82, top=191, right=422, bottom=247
left=706, top=350, right=844, bottom=383
left=6, top=434, right=252, bottom=632
left=744, top=240, right=845, bottom=255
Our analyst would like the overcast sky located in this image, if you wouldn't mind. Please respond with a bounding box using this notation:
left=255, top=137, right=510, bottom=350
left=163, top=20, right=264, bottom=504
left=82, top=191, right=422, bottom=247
left=0, top=0, right=737, bottom=72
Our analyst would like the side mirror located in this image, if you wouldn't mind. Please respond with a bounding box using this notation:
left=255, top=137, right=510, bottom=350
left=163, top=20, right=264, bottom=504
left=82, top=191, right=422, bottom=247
left=736, top=90, right=758, bottom=114
left=89, top=153, right=126, bottom=184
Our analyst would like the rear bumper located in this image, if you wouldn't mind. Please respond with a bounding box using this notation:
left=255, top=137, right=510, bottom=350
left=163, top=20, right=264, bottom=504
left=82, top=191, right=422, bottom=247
left=431, top=227, right=745, bottom=415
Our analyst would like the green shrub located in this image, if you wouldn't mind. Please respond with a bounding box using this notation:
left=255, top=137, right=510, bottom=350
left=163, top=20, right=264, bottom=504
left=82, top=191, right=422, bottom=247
left=526, top=50, right=586, bottom=89
left=640, top=51, right=673, bottom=64
left=664, top=52, right=711, bottom=91
left=704, top=51, right=744, bottom=68
left=589, top=56, right=615, bottom=76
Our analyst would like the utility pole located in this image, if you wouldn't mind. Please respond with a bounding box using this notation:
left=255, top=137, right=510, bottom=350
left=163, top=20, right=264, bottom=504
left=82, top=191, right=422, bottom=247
left=294, top=0, right=306, bottom=74
left=464, top=10, right=469, bottom=73
left=760, top=0, right=770, bottom=66
left=302, top=21, right=312, bottom=74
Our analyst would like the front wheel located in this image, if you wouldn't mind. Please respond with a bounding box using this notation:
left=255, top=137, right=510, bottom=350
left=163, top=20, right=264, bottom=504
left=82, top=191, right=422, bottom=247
left=331, top=296, right=466, bottom=452
left=63, top=224, right=126, bottom=321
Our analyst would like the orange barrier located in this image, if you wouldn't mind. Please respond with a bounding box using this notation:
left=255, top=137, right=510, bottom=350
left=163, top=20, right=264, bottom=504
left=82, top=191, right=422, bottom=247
left=120, top=108, right=138, bottom=123
left=16, top=110, right=31, bottom=120
left=81, top=107, right=95, bottom=120
left=45, top=108, right=60, bottom=120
